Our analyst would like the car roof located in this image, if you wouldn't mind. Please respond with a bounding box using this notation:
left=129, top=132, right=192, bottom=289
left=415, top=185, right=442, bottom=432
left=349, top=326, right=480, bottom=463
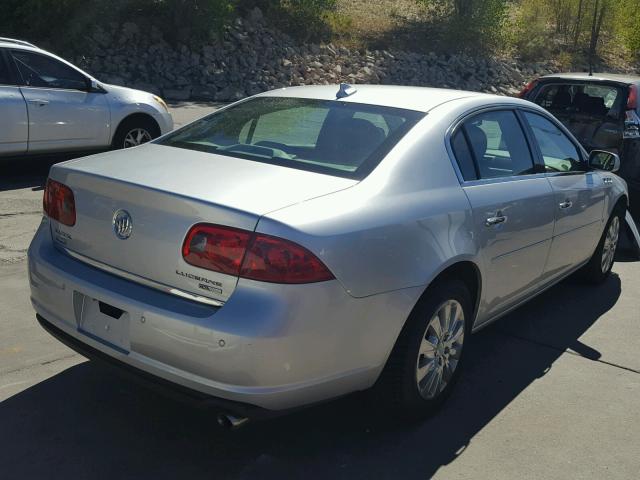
left=0, top=38, right=39, bottom=51
left=257, top=84, right=496, bottom=113
left=539, top=72, right=640, bottom=85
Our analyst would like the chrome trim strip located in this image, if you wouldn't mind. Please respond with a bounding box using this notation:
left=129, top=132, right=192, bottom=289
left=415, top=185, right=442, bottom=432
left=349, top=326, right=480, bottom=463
left=62, top=247, right=225, bottom=307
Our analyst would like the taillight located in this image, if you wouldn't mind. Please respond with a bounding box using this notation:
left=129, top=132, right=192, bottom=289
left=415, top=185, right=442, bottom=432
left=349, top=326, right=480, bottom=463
left=627, top=85, right=638, bottom=110
left=182, top=224, right=334, bottom=284
left=43, top=179, right=76, bottom=226
left=518, top=79, right=538, bottom=98
left=182, top=224, right=251, bottom=276
left=240, top=234, right=334, bottom=283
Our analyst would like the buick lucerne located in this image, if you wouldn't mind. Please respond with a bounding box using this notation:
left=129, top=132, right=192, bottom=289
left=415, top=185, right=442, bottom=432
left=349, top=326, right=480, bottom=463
left=28, top=84, right=628, bottom=422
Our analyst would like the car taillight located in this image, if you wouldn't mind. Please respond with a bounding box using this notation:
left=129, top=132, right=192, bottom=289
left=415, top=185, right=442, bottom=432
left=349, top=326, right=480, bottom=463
left=182, top=224, right=251, bottom=276
left=518, top=79, right=538, bottom=98
left=627, top=84, right=638, bottom=110
left=182, top=224, right=334, bottom=284
left=43, top=179, right=76, bottom=226
left=240, top=234, right=334, bottom=283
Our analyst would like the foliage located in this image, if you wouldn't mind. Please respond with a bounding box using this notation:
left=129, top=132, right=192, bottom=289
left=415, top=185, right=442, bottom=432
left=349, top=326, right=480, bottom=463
left=612, top=0, right=640, bottom=53
left=417, top=0, right=509, bottom=52
left=239, top=0, right=338, bottom=41
left=0, top=0, right=235, bottom=52
left=3, top=0, right=640, bottom=62
left=510, top=0, right=640, bottom=62
left=0, top=0, right=338, bottom=50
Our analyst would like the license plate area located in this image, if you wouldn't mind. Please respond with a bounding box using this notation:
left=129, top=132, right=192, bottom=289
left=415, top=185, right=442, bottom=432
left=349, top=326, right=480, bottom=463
left=76, top=292, right=131, bottom=353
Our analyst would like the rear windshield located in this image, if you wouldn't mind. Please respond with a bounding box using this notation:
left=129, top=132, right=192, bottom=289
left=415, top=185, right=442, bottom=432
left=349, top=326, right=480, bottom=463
left=533, top=82, right=625, bottom=119
left=158, top=97, right=424, bottom=179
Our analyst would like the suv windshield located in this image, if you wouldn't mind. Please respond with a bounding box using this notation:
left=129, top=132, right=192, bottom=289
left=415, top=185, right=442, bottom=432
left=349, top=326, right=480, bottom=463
left=158, top=97, right=424, bottom=179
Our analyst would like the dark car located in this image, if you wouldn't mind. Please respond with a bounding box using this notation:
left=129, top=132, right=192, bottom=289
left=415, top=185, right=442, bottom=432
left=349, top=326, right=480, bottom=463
left=520, top=73, right=640, bottom=218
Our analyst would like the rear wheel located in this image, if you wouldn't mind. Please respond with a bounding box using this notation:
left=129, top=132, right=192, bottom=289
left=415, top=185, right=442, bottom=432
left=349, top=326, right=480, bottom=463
left=112, top=116, right=160, bottom=150
left=376, top=279, right=472, bottom=418
left=581, top=209, right=623, bottom=283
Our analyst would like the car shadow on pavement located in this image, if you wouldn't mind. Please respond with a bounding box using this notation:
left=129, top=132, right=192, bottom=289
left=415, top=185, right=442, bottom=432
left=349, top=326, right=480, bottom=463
left=0, top=274, right=621, bottom=479
left=0, top=154, right=84, bottom=192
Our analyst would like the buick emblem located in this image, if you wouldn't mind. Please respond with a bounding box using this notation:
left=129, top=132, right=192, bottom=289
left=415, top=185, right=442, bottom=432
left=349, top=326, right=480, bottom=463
left=112, top=209, right=133, bottom=240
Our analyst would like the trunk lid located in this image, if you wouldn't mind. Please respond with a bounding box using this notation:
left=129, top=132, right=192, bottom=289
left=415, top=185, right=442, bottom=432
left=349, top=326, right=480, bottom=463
left=49, top=144, right=355, bottom=303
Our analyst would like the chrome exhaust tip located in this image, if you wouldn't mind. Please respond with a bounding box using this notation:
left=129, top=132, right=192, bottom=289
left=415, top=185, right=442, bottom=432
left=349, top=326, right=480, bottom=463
left=217, top=413, right=250, bottom=430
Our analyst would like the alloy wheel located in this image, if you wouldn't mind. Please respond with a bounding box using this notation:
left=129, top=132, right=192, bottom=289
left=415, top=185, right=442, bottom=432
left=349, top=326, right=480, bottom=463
left=416, top=299, right=465, bottom=400
left=601, top=216, right=620, bottom=273
left=123, top=128, right=152, bottom=148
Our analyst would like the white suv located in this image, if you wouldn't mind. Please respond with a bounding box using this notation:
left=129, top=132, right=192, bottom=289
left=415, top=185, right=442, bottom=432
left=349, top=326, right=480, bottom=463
left=0, top=38, right=173, bottom=157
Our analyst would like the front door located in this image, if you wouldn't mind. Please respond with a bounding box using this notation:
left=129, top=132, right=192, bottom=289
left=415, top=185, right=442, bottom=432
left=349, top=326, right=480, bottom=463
left=522, top=111, right=606, bottom=276
left=10, top=49, right=110, bottom=152
left=451, top=109, right=556, bottom=318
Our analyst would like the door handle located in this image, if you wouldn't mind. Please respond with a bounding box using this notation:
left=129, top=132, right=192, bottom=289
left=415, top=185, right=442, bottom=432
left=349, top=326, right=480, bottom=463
left=485, top=212, right=507, bottom=227
left=559, top=200, right=573, bottom=209
left=28, top=99, right=49, bottom=106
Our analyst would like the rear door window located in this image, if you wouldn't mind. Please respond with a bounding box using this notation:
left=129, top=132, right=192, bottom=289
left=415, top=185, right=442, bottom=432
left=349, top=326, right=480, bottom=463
left=453, top=110, right=535, bottom=180
left=451, top=129, right=477, bottom=181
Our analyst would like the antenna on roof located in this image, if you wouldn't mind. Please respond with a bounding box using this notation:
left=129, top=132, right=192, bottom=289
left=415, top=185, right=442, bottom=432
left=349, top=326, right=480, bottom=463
left=336, top=83, right=357, bottom=99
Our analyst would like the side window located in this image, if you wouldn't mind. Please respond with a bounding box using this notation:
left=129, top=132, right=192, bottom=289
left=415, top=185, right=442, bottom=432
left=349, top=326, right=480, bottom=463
left=523, top=112, right=585, bottom=173
left=451, top=129, right=477, bottom=181
left=460, top=110, right=535, bottom=180
left=11, top=51, right=87, bottom=90
left=0, top=52, right=14, bottom=85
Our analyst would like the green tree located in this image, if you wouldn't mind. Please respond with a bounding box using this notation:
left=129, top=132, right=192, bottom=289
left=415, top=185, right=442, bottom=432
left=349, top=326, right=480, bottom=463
left=418, top=0, right=509, bottom=51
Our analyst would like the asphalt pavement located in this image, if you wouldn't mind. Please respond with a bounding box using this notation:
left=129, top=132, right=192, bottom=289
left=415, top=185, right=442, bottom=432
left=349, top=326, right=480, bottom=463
left=1, top=102, right=639, bottom=479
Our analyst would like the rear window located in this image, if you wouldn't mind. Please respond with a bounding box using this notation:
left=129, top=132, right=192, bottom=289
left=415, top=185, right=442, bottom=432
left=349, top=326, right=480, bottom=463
left=533, top=82, right=625, bottom=119
left=158, top=97, right=424, bottom=179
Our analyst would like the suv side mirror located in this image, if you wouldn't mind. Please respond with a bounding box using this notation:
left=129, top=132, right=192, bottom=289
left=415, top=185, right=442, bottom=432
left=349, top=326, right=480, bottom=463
left=589, top=150, right=620, bottom=173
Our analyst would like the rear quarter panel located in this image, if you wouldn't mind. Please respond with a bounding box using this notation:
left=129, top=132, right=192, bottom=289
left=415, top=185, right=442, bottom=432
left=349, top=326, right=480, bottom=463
left=257, top=103, right=479, bottom=299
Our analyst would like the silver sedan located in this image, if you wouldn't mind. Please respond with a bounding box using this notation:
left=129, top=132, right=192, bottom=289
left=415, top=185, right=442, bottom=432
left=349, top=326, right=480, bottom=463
left=28, top=84, right=628, bottom=423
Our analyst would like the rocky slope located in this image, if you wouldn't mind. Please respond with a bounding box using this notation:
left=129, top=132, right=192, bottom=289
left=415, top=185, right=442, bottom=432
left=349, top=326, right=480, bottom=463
left=76, top=7, right=559, bottom=101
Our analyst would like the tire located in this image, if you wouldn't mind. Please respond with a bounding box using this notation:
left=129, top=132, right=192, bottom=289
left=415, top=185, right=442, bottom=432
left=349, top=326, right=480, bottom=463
left=375, top=278, right=472, bottom=419
left=580, top=208, right=624, bottom=284
left=111, top=116, right=161, bottom=150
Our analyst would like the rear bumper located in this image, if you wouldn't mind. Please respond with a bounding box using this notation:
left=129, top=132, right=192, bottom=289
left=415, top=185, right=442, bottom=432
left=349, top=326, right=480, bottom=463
left=36, top=313, right=270, bottom=418
left=28, top=221, right=421, bottom=411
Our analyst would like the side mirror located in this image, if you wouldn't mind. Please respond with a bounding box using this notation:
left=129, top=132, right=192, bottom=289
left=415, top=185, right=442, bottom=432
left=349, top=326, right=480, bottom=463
left=589, top=150, right=620, bottom=173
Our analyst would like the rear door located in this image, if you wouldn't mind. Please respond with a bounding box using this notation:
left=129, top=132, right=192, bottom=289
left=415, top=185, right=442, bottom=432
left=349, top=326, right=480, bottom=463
left=450, top=109, right=555, bottom=317
left=522, top=110, right=606, bottom=275
left=10, top=49, right=110, bottom=152
left=0, top=49, right=28, bottom=155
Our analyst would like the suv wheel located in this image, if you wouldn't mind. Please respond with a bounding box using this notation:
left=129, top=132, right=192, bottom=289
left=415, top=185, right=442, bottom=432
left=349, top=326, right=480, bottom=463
left=112, top=117, right=160, bottom=150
